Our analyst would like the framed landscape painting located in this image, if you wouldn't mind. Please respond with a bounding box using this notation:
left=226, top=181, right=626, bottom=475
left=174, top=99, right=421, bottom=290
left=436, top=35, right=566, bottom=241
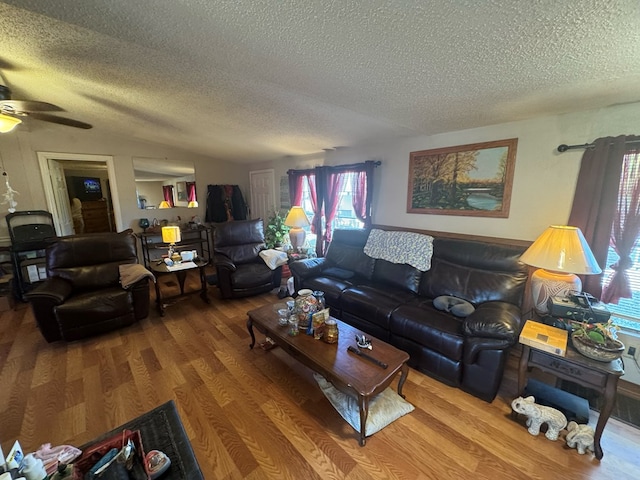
left=407, top=138, right=518, bottom=218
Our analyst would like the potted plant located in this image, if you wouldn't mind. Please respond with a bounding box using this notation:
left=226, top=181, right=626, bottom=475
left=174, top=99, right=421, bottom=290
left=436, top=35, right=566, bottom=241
left=570, top=319, right=625, bottom=362
left=264, top=210, right=290, bottom=249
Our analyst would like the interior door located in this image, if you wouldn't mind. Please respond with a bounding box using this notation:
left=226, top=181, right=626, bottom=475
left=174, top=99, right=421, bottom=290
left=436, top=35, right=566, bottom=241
left=48, top=159, right=74, bottom=236
left=249, top=169, right=276, bottom=224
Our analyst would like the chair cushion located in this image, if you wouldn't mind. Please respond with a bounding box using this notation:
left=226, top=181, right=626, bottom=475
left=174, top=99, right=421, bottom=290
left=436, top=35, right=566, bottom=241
left=54, top=287, right=135, bottom=341
left=231, top=263, right=274, bottom=289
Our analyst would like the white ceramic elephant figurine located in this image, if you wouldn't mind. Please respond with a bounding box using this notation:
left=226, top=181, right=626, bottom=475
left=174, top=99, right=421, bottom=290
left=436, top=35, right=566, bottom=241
left=565, top=421, right=595, bottom=454
left=511, top=396, right=568, bottom=441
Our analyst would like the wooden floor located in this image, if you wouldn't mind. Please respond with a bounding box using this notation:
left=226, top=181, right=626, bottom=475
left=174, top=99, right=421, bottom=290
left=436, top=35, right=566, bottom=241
left=1, top=272, right=639, bottom=479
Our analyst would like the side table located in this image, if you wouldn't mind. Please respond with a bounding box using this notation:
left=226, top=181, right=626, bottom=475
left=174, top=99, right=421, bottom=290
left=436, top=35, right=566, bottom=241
left=150, top=258, right=210, bottom=316
left=518, top=343, right=624, bottom=459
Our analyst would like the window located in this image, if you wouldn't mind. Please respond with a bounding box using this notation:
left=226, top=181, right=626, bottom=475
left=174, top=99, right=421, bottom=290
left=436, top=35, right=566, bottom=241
left=602, top=149, right=640, bottom=330
left=288, top=161, right=376, bottom=256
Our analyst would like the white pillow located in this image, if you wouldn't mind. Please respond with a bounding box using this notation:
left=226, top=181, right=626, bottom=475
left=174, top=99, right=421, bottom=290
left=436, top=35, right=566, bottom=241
left=314, top=373, right=414, bottom=437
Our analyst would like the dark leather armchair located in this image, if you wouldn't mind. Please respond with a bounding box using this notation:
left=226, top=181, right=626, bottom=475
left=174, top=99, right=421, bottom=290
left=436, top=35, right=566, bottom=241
left=25, top=230, right=151, bottom=342
left=213, top=219, right=282, bottom=299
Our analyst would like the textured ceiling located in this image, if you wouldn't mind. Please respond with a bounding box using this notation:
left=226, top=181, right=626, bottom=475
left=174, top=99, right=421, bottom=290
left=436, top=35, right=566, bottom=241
left=1, top=0, right=639, bottom=163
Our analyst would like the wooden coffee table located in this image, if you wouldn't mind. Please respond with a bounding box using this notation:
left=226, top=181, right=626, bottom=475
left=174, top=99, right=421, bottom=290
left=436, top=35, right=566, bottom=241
left=247, top=303, right=410, bottom=446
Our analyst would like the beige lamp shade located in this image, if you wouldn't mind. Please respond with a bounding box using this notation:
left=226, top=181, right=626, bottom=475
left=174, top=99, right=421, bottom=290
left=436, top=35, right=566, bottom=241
left=285, top=206, right=310, bottom=251
left=0, top=113, right=22, bottom=133
left=520, top=225, right=602, bottom=313
left=161, top=225, right=182, bottom=244
left=159, top=201, right=171, bottom=209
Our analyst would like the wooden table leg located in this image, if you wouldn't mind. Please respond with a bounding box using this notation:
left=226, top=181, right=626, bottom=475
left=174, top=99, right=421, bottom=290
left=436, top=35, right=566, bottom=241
left=199, top=266, right=210, bottom=304
left=247, top=317, right=256, bottom=349
left=358, top=395, right=370, bottom=446
left=154, top=277, right=165, bottom=317
left=593, top=374, right=619, bottom=460
left=397, top=363, right=409, bottom=398
left=517, top=345, right=530, bottom=396
left=176, top=271, right=188, bottom=295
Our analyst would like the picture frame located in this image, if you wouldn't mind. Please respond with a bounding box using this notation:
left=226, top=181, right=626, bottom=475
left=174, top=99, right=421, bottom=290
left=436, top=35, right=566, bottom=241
left=407, top=138, right=518, bottom=218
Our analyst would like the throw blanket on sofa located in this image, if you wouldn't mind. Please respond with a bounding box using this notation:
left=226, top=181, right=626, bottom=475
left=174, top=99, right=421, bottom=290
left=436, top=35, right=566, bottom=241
left=363, top=229, right=434, bottom=271
left=119, top=264, right=155, bottom=288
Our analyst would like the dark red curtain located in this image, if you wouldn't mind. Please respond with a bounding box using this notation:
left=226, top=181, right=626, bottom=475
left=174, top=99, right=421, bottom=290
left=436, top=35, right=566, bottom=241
left=186, top=182, right=197, bottom=203
left=162, top=185, right=175, bottom=207
left=602, top=146, right=640, bottom=303
left=351, top=161, right=376, bottom=228
left=567, top=135, right=636, bottom=298
left=287, top=161, right=378, bottom=257
left=322, top=170, right=346, bottom=251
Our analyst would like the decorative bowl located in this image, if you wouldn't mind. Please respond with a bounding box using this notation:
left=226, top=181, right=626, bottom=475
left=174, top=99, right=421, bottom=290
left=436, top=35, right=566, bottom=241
left=571, top=332, right=624, bottom=362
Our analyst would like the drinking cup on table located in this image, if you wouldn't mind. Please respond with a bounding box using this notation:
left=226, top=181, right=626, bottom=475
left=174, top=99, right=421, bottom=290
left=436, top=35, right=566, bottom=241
left=288, top=317, right=299, bottom=336
left=277, top=308, right=289, bottom=326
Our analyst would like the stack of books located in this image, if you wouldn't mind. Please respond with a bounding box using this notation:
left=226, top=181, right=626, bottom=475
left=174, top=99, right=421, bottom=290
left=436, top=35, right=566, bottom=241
left=519, top=320, right=568, bottom=357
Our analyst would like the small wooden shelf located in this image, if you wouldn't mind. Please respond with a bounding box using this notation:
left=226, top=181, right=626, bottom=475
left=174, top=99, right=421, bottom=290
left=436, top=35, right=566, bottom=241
left=139, top=226, right=212, bottom=268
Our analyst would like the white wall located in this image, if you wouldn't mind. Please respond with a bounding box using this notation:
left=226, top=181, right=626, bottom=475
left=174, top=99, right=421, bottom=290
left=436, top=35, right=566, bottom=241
left=0, top=124, right=249, bottom=242
left=249, top=102, right=640, bottom=242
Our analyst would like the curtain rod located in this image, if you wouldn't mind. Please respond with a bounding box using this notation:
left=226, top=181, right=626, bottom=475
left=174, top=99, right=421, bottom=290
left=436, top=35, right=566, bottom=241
left=557, top=140, right=640, bottom=152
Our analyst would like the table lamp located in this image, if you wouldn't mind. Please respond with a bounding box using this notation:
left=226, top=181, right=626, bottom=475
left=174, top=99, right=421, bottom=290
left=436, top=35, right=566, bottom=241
left=161, top=225, right=182, bottom=261
left=519, top=225, right=602, bottom=314
left=284, top=206, right=310, bottom=252
left=159, top=201, right=171, bottom=209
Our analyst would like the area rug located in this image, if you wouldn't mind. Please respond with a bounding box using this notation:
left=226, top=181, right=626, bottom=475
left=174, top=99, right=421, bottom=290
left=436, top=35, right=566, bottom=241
left=313, top=373, right=415, bottom=437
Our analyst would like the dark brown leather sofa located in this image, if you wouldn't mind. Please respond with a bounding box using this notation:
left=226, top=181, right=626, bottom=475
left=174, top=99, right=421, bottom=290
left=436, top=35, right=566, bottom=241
left=289, top=228, right=529, bottom=402
left=213, top=218, right=283, bottom=299
left=25, top=230, right=151, bottom=342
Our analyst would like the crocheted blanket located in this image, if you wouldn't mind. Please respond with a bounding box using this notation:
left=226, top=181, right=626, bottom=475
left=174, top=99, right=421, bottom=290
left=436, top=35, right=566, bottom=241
left=363, top=229, right=434, bottom=271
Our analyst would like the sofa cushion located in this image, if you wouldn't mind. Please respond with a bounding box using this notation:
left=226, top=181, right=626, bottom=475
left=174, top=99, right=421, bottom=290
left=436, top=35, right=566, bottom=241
left=325, top=230, right=375, bottom=279
left=231, top=262, right=274, bottom=288
left=322, top=267, right=354, bottom=280
left=433, top=295, right=475, bottom=317
left=391, top=301, right=465, bottom=361
left=341, top=285, right=416, bottom=330
left=299, top=276, right=353, bottom=310
left=372, top=260, right=422, bottom=294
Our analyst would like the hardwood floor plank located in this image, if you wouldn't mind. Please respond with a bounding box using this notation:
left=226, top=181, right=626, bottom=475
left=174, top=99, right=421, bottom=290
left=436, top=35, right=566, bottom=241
left=1, top=280, right=638, bottom=479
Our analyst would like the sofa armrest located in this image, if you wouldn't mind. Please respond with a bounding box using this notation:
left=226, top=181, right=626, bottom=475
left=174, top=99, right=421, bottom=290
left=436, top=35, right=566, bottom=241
left=288, top=257, right=328, bottom=279
left=25, top=276, right=73, bottom=304
left=462, top=301, right=522, bottom=341
left=24, top=277, right=74, bottom=343
left=462, top=301, right=523, bottom=363
left=213, top=253, right=237, bottom=272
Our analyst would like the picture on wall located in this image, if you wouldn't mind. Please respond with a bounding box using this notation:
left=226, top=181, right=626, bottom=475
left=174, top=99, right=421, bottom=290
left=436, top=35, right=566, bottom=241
left=407, top=138, right=518, bottom=218
left=176, top=181, right=187, bottom=201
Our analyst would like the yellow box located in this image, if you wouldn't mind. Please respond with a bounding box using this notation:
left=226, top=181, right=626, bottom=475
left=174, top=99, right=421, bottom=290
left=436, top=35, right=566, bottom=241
left=519, top=320, right=568, bottom=357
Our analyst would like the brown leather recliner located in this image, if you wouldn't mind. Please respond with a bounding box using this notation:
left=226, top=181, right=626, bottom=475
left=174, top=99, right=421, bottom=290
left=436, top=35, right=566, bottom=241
left=213, top=218, right=282, bottom=299
left=25, top=230, right=151, bottom=342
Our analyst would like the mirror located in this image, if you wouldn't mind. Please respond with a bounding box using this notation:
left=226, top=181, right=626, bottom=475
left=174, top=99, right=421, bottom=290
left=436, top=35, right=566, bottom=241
left=133, top=157, right=198, bottom=209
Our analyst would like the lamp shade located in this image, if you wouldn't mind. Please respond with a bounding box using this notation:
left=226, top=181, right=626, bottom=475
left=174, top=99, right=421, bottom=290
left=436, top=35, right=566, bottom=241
left=519, top=225, right=602, bottom=275
left=0, top=113, right=22, bottom=133
left=284, top=206, right=310, bottom=228
left=187, top=200, right=199, bottom=208
left=161, top=225, right=181, bottom=244
left=159, top=201, right=171, bottom=209
left=520, top=225, right=601, bottom=314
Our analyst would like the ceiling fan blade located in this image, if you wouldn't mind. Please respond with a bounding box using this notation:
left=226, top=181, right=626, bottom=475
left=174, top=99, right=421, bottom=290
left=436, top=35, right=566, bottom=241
left=0, top=99, right=64, bottom=113
left=28, top=112, right=92, bottom=129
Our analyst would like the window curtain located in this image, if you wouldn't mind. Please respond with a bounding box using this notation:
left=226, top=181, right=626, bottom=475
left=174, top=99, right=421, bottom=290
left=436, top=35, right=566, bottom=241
left=287, top=161, right=378, bottom=257
left=162, top=185, right=175, bottom=207
left=322, top=169, right=346, bottom=249
left=602, top=145, right=640, bottom=303
left=352, top=160, right=376, bottom=228
left=567, top=135, right=637, bottom=299
left=186, top=182, right=197, bottom=203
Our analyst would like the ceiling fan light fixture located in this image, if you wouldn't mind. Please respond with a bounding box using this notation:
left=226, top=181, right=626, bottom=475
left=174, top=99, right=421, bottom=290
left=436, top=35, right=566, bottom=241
left=0, top=113, right=21, bottom=133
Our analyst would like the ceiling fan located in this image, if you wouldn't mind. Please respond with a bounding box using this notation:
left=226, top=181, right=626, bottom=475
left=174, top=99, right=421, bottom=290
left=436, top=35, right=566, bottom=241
left=0, top=84, right=92, bottom=132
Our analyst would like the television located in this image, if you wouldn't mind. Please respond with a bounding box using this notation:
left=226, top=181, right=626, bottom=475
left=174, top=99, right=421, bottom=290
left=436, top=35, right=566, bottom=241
left=83, top=178, right=102, bottom=195
left=68, top=176, right=103, bottom=201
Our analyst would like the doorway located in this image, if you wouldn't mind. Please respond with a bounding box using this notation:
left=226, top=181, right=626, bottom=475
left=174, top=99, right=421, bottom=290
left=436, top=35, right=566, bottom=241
left=37, top=152, right=121, bottom=236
